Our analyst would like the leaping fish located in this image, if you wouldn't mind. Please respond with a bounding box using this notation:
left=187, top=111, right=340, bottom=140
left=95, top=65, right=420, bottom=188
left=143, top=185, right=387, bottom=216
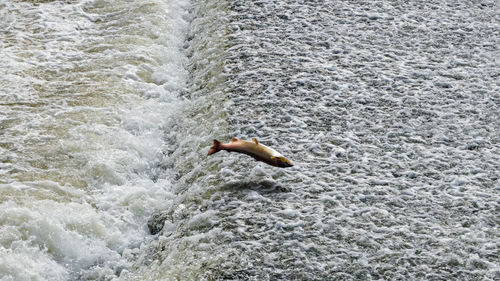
left=208, top=138, right=294, bottom=168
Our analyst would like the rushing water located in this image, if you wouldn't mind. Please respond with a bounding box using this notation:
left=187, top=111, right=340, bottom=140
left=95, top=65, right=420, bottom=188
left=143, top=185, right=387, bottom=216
left=1, top=0, right=499, bottom=280
left=0, top=0, right=189, bottom=279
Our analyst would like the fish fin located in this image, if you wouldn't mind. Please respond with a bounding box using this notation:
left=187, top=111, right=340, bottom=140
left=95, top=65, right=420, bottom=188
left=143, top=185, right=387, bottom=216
left=208, top=139, right=221, bottom=155
left=231, top=137, right=238, bottom=142
left=252, top=138, right=259, bottom=145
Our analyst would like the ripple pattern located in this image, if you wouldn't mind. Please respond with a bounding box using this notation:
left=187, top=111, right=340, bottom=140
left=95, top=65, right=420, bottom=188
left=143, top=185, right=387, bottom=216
left=148, top=0, right=499, bottom=280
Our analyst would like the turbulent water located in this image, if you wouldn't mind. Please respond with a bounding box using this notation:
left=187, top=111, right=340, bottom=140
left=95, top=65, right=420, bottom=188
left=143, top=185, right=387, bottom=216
left=1, top=0, right=499, bottom=280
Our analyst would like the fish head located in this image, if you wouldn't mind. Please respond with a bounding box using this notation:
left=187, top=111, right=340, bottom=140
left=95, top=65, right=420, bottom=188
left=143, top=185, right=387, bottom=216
left=275, top=156, right=294, bottom=168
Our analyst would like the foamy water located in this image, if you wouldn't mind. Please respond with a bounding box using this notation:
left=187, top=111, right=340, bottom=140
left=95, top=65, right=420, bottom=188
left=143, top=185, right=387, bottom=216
left=1, top=0, right=499, bottom=280
left=0, top=0, right=189, bottom=279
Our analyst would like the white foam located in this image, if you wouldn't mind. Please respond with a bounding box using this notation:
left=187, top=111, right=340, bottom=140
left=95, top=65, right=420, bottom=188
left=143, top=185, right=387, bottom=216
left=0, top=0, right=190, bottom=279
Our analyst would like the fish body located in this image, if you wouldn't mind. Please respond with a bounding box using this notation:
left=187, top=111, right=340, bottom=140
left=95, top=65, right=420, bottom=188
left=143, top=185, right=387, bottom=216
left=208, top=138, right=294, bottom=168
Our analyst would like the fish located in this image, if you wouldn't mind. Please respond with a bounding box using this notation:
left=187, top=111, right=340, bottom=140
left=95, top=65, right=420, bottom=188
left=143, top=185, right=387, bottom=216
left=207, top=138, right=294, bottom=168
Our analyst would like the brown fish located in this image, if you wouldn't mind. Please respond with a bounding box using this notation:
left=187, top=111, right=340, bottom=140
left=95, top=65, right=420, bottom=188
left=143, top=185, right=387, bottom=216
left=208, top=138, right=294, bottom=168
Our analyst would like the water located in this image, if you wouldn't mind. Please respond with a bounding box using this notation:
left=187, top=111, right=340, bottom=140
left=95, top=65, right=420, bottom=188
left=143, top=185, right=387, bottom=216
left=0, top=0, right=189, bottom=279
left=1, top=0, right=499, bottom=280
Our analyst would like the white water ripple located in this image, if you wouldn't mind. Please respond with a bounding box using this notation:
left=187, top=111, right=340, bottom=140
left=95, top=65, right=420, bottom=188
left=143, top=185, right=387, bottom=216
left=142, top=0, right=499, bottom=280
left=0, top=0, right=190, bottom=279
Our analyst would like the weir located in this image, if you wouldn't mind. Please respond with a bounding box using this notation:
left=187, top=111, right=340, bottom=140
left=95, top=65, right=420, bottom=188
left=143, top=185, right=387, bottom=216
left=1, top=0, right=499, bottom=280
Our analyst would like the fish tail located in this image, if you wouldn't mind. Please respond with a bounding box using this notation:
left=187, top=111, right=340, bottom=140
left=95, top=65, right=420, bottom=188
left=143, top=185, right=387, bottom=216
left=208, top=139, right=222, bottom=155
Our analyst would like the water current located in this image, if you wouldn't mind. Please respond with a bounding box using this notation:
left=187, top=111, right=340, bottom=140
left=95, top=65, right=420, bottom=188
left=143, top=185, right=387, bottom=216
left=1, top=0, right=499, bottom=280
